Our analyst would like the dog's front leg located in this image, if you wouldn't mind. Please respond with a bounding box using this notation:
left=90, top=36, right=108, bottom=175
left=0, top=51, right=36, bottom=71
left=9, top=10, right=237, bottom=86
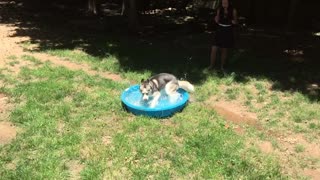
left=149, top=91, right=161, bottom=108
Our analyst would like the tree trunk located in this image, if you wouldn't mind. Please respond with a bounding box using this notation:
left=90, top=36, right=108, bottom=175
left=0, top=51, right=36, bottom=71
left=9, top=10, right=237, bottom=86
left=212, top=0, right=219, bottom=10
left=128, top=0, right=139, bottom=31
left=248, top=0, right=255, bottom=25
left=287, top=0, right=300, bottom=30
left=88, top=0, right=97, bottom=15
left=121, top=0, right=129, bottom=16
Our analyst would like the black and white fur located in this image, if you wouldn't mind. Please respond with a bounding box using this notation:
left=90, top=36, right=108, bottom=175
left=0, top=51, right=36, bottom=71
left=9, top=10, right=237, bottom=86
left=140, top=73, right=194, bottom=108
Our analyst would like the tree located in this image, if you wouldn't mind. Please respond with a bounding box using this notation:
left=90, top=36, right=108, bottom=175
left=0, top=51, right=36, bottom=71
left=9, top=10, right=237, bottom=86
left=121, top=0, right=129, bottom=16
left=128, top=0, right=139, bottom=30
left=88, top=0, right=97, bottom=15
left=287, top=0, right=300, bottom=30
left=121, top=0, right=139, bottom=31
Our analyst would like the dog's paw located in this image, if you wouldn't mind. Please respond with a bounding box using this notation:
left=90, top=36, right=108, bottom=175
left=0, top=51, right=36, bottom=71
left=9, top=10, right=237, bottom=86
left=149, top=101, right=158, bottom=108
left=168, top=93, right=180, bottom=103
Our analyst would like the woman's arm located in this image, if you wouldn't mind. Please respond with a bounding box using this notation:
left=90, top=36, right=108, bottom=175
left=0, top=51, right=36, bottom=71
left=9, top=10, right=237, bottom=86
left=232, top=9, right=238, bottom=25
left=215, top=9, right=220, bottom=24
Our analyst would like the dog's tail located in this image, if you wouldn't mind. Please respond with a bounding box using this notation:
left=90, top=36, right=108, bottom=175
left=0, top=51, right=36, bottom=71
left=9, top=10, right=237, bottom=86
left=178, top=80, right=195, bottom=92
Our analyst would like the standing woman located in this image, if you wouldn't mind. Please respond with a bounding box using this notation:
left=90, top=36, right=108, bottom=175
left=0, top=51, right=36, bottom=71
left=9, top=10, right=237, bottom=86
left=208, top=0, right=238, bottom=70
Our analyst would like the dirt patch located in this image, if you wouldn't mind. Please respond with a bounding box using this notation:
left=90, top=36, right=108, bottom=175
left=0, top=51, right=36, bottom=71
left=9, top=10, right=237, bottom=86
left=206, top=97, right=260, bottom=129
left=5, top=161, right=17, bottom=170
left=205, top=96, right=260, bottom=135
left=232, top=126, right=246, bottom=135
left=0, top=121, right=17, bottom=145
left=0, top=93, right=7, bottom=105
left=0, top=88, right=14, bottom=115
left=303, top=169, right=320, bottom=180
left=256, top=133, right=320, bottom=179
left=206, top=95, right=320, bottom=179
left=0, top=24, right=126, bottom=83
left=214, top=102, right=258, bottom=126
left=102, top=135, right=112, bottom=145
left=258, top=141, right=274, bottom=154
left=278, top=133, right=320, bottom=159
left=66, top=160, right=85, bottom=180
left=0, top=91, right=17, bottom=145
left=0, top=25, right=27, bottom=63
left=6, top=58, right=36, bottom=75
left=29, top=53, right=124, bottom=82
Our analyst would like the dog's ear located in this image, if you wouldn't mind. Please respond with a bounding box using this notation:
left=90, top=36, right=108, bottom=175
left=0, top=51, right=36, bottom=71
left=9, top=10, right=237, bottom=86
left=141, top=79, right=144, bottom=83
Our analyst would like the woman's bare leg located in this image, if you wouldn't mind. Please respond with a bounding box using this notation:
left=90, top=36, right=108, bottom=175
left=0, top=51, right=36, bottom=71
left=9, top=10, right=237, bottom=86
left=220, top=48, right=228, bottom=70
left=209, top=46, right=218, bottom=69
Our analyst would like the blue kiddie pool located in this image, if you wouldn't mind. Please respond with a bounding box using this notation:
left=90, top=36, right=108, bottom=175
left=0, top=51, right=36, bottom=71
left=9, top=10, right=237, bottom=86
left=121, top=85, right=189, bottom=118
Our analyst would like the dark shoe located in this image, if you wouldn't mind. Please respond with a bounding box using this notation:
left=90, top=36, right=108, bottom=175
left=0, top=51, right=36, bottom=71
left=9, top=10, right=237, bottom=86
left=206, top=65, right=214, bottom=71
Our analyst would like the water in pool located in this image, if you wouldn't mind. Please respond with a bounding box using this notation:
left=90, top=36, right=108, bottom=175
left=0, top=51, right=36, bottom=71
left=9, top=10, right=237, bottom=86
left=124, top=89, right=184, bottom=109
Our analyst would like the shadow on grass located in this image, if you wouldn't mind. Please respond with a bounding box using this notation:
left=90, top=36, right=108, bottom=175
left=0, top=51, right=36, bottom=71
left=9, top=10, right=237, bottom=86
left=2, top=1, right=320, bottom=101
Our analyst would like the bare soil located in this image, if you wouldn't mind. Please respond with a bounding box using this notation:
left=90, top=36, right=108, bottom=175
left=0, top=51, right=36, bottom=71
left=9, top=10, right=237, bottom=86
left=0, top=121, right=17, bottom=145
left=0, top=91, right=17, bottom=145
left=66, top=160, right=85, bottom=180
left=206, top=96, right=320, bottom=179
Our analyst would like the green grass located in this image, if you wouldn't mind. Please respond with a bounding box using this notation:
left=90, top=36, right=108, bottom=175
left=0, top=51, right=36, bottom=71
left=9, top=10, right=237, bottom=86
left=44, top=49, right=150, bottom=82
left=7, top=55, right=20, bottom=66
left=7, top=55, right=18, bottom=60
left=20, top=40, right=33, bottom=49
left=0, top=26, right=318, bottom=178
left=43, top=47, right=320, bottom=134
left=294, top=144, right=305, bottom=153
left=0, top=6, right=319, bottom=178
left=225, top=87, right=240, bottom=100
left=0, top=56, right=285, bottom=179
left=21, top=55, right=43, bottom=65
left=8, top=60, right=20, bottom=66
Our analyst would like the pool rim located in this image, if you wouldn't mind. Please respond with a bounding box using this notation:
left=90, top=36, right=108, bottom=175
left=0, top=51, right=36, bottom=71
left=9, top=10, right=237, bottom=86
left=121, top=84, right=189, bottom=112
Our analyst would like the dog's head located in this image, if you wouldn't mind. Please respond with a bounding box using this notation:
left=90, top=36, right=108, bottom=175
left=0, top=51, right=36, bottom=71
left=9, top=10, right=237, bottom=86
left=140, top=79, right=152, bottom=101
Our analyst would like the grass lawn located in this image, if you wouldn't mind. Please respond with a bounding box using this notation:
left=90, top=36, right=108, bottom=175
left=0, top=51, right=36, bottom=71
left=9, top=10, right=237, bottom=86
left=0, top=56, right=285, bottom=179
left=0, top=14, right=319, bottom=179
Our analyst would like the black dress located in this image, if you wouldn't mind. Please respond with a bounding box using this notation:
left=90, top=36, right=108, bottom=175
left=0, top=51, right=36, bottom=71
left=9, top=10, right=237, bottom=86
left=213, top=7, right=235, bottom=48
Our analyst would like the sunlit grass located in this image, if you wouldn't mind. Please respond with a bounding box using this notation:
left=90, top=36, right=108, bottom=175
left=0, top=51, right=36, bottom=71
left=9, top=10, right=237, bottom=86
left=21, top=55, right=43, bottom=65
left=6, top=55, right=20, bottom=66
left=294, top=144, right=305, bottom=153
left=20, top=40, right=33, bottom=49
left=44, top=49, right=150, bottom=82
left=8, top=60, right=20, bottom=66
left=7, top=55, right=18, bottom=60
left=0, top=56, right=284, bottom=179
left=15, top=48, right=320, bottom=134
left=195, top=71, right=320, bottom=134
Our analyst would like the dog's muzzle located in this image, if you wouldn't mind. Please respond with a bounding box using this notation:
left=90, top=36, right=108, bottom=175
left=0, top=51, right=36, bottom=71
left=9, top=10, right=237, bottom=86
left=142, top=93, right=149, bottom=101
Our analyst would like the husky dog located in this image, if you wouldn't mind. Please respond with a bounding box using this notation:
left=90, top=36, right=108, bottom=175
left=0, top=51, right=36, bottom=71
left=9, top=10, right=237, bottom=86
left=140, top=73, right=195, bottom=108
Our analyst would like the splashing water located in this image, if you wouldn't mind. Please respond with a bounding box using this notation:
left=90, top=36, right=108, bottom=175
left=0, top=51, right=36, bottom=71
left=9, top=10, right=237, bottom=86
left=124, top=89, right=184, bottom=109
left=121, top=85, right=190, bottom=117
